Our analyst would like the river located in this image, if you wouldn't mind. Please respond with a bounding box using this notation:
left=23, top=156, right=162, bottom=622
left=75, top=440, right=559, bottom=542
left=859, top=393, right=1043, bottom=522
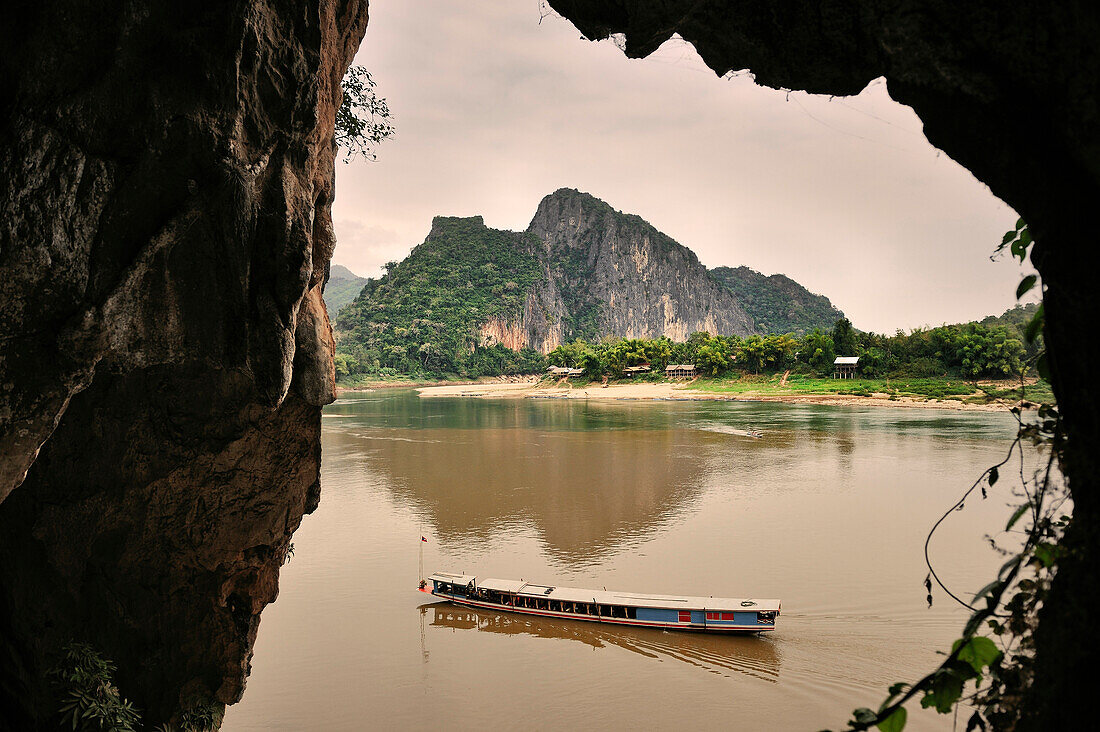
left=223, top=389, right=1027, bottom=730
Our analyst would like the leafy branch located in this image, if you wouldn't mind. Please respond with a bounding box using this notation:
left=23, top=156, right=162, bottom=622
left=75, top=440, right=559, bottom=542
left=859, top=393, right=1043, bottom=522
left=334, top=66, right=394, bottom=163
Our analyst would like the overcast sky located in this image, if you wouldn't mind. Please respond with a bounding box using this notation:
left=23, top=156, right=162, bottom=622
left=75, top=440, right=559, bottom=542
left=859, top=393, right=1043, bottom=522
left=331, top=0, right=1036, bottom=334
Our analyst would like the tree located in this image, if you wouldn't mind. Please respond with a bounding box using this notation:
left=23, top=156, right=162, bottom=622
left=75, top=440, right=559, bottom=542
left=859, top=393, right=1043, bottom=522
left=831, top=317, right=857, bottom=356
left=799, top=329, right=835, bottom=373
left=334, top=66, right=394, bottom=162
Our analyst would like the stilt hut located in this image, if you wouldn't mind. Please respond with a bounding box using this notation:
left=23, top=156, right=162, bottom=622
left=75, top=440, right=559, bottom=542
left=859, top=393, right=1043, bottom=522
left=833, top=356, right=859, bottom=379
left=664, top=364, right=697, bottom=379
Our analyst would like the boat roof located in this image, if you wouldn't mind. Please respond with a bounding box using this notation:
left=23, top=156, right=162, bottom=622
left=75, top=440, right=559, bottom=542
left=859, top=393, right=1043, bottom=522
left=431, top=573, right=780, bottom=612
left=428, top=572, right=477, bottom=587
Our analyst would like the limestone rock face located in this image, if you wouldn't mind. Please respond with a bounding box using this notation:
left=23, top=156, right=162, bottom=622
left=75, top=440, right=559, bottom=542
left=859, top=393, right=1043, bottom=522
left=524, top=189, right=753, bottom=347
left=0, top=0, right=366, bottom=725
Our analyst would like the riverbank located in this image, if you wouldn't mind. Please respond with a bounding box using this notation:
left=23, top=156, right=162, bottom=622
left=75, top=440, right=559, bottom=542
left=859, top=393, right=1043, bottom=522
left=336, top=374, right=540, bottom=393
left=417, top=375, right=1050, bottom=411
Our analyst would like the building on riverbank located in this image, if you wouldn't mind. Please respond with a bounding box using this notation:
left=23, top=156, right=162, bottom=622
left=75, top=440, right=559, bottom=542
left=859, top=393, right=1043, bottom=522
left=665, top=364, right=697, bottom=379
left=623, top=365, right=651, bottom=377
left=834, top=356, right=860, bottom=379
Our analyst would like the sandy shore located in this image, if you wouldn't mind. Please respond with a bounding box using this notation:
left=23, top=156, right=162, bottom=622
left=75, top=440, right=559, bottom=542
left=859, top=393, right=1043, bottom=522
left=416, top=380, right=1015, bottom=411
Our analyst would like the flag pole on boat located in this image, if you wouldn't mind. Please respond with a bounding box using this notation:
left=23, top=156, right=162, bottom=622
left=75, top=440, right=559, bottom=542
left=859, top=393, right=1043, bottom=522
left=418, top=531, right=427, bottom=589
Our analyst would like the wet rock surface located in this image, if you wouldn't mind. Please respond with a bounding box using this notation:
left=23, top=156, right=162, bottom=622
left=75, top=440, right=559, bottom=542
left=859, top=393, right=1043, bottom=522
left=0, top=0, right=367, bottom=725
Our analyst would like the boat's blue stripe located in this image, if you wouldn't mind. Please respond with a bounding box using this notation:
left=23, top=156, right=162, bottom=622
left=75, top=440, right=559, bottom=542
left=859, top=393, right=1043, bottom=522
left=432, top=592, right=775, bottom=631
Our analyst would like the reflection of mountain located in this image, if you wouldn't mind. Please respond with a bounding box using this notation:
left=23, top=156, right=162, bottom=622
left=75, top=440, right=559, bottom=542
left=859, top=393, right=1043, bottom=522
left=423, top=603, right=779, bottom=682
left=323, top=418, right=707, bottom=564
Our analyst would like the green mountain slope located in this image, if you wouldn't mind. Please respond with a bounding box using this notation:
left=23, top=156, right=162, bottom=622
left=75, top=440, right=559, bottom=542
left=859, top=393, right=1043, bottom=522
left=323, top=263, right=368, bottom=317
left=710, top=265, right=845, bottom=335
left=334, top=216, right=546, bottom=375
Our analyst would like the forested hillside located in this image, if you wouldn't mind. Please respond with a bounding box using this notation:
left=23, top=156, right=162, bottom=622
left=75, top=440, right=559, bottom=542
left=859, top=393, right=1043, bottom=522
left=333, top=216, right=547, bottom=377
left=710, top=265, right=844, bottom=335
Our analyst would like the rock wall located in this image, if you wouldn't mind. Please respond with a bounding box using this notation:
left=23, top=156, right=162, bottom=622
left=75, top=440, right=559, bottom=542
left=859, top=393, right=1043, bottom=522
left=546, top=2, right=1100, bottom=728
left=0, top=0, right=367, bottom=725
left=524, top=189, right=754, bottom=345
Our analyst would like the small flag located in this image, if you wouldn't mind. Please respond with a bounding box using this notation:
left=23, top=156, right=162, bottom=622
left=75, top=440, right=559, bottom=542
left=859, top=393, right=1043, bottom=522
left=421, top=536, right=428, bottom=543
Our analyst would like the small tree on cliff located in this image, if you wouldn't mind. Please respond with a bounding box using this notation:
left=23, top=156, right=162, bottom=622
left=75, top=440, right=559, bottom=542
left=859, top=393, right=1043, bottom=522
left=335, top=66, right=394, bottom=162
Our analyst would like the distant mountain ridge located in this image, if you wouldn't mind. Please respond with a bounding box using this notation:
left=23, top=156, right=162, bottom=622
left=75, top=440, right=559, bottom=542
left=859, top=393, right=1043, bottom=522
left=711, top=265, right=845, bottom=335
left=323, top=263, right=368, bottom=317
left=334, top=189, right=844, bottom=374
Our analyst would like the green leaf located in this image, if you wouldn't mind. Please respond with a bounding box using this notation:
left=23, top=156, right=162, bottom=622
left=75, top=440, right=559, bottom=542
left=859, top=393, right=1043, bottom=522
left=877, top=706, right=908, bottom=732
left=1036, top=352, right=1051, bottom=381
left=1016, top=217, right=1026, bottom=231
left=971, top=579, right=1001, bottom=604
left=1006, top=504, right=1028, bottom=530
left=921, top=668, right=965, bottom=713
left=1025, top=304, right=1044, bottom=344
left=954, top=636, right=1001, bottom=674
left=1034, top=542, right=1059, bottom=568
left=1016, top=274, right=1037, bottom=300
left=852, top=708, right=878, bottom=724
left=966, top=710, right=986, bottom=731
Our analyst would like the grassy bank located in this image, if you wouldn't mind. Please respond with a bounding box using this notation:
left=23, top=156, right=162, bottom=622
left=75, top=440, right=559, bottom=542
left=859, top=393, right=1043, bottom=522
left=684, top=373, right=1054, bottom=405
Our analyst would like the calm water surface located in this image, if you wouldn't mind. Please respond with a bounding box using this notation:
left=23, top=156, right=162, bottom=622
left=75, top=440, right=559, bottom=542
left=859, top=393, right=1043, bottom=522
left=224, top=390, right=1027, bottom=730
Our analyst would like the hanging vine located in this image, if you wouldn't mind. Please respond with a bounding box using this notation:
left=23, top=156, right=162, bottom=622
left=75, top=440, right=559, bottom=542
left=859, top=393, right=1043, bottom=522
left=831, top=222, right=1065, bottom=732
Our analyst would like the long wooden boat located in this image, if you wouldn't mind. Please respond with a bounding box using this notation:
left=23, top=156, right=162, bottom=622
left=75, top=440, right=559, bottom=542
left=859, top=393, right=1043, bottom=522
left=421, top=571, right=780, bottom=633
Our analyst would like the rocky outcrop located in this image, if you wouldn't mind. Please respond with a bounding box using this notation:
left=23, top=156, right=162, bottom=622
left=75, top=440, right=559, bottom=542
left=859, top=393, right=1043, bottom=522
left=546, top=2, right=1100, bottom=728
left=524, top=189, right=754, bottom=346
left=0, top=0, right=366, bottom=725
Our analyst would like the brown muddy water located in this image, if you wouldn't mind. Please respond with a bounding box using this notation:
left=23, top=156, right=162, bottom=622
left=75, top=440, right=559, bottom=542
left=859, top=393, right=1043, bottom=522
left=223, top=390, right=1030, bottom=730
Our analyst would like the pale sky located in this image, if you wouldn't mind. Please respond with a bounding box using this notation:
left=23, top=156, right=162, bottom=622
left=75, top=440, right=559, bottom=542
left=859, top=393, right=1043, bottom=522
left=331, top=0, right=1037, bottom=334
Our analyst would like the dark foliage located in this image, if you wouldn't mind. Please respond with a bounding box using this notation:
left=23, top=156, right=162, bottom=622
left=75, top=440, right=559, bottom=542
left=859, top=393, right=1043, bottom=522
left=711, top=265, right=844, bottom=335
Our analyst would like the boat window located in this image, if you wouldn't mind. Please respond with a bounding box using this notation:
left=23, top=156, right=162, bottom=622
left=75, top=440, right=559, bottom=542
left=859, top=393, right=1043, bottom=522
left=721, top=612, right=735, bottom=621
left=626, top=607, right=637, bottom=619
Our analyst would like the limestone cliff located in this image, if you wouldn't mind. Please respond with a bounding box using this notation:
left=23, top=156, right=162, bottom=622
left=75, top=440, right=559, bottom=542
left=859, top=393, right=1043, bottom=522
left=0, top=0, right=367, bottom=726
left=524, top=189, right=753, bottom=347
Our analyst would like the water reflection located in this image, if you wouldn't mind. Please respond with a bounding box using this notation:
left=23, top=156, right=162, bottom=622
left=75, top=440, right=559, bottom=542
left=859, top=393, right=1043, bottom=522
left=325, top=425, right=708, bottom=564
left=422, top=603, right=780, bottom=682
left=320, top=392, right=954, bottom=566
